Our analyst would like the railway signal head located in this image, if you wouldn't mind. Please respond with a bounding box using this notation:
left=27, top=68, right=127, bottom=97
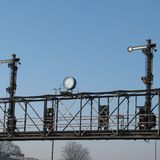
left=63, top=76, right=77, bottom=91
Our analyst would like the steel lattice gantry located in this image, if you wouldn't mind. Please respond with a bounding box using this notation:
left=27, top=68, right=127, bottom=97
left=0, top=88, right=160, bottom=141
left=0, top=40, right=159, bottom=141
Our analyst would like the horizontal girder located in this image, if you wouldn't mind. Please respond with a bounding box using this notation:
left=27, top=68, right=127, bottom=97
left=0, top=88, right=160, bottom=141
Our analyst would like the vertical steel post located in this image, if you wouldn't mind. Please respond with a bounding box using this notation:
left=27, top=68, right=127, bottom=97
left=155, top=140, right=157, bottom=160
left=79, top=97, right=82, bottom=135
left=24, top=102, right=27, bottom=132
left=107, top=97, right=110, bottom=130
left=98, top=97, right=100, bottom=130
left=43, top=99, right=47, bottom=132
left=90, top=98, right=93, bottom=130
left=127, top=97, right=129, bottom=130
left=135, top=96, right=138, bottom=130
left=7, top=54, right=20, bottom=132
left=128, top=39, right=156, bottom=129
left=3, top=103, right=7, bottom=132
left=142, top=40, right=153, bottom=124
left=51, top=140, right=54, bottom=160
left=52, top=100, right=55, bottom=131
left=117, top=96, right=120, bottom=133
left=55, top=100, right=59, bottom=131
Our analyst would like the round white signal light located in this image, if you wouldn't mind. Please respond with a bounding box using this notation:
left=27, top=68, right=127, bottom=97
left=63, top=76, right=77, bottom=90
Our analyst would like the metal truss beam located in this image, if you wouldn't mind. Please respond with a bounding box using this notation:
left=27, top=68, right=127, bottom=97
left=0, top=88, right=160, bottom=141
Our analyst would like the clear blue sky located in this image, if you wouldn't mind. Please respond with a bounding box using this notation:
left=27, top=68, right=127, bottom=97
left=0, top=0, right=160, bottom=160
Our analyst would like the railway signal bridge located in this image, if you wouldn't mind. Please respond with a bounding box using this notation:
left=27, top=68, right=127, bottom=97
left=0, top=39, right=160, bottom=141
